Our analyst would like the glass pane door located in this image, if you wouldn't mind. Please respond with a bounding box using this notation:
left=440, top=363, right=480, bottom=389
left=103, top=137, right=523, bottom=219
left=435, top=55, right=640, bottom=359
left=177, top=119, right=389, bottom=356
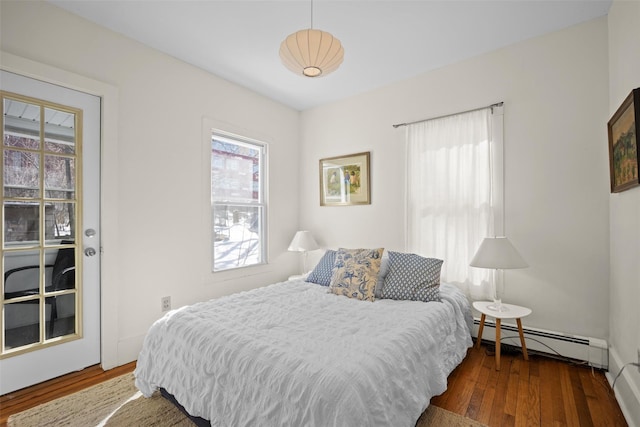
left=1, top=92, right=82, bottom=357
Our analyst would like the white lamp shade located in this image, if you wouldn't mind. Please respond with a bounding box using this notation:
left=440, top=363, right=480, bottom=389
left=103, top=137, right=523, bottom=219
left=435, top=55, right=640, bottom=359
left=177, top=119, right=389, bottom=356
left=470, top=237, right=528, bottom=269
left=288, top=230, right=319, bottom=252
left=279, top=29, right=344, bottom=77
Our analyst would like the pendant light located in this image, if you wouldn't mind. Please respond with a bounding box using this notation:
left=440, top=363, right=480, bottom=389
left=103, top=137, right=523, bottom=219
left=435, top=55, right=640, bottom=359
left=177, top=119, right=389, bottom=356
left=279, top=0, right=344, bottom=78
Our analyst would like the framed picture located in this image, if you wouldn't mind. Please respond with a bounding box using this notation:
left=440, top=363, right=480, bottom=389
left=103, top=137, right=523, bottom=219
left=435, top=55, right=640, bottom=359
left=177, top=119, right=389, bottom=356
left=608, top=88, right=640, bottom=193
left=319, top=151, right=370, bottom=206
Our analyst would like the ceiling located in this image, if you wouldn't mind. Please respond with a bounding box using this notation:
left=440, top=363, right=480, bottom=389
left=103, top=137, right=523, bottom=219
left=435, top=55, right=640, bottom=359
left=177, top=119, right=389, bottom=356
left=48, top=0, right=611, bottom=111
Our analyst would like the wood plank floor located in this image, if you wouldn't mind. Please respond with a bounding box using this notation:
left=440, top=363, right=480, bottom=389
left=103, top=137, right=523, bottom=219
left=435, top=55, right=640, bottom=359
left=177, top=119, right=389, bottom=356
left=0, top=347, right=628, bottom=427
left=432, top=346, right=628, bottom=426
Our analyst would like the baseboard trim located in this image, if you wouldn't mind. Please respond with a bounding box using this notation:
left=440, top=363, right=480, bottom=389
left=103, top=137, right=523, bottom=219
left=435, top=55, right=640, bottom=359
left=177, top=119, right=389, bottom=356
left=117, top=334, right=145, bottom=366
left=472, top=317, right=608, bottom=369
left=606, top=346, right=640, bottom=427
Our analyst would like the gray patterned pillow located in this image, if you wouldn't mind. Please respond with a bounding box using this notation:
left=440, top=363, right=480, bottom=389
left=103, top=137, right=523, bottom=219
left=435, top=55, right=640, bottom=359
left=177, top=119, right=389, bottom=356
left=380, top=251, right=443, bottom=302
left=306, top=250, right=336, bottom=286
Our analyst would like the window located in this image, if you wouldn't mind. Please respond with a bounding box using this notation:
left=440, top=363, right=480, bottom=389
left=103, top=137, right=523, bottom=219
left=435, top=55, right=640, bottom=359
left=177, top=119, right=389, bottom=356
left=2, top=92, right=81, bottom=356
left=211, top=131, right=267, bottom=271
left=405, top=105, right=503, bottom=298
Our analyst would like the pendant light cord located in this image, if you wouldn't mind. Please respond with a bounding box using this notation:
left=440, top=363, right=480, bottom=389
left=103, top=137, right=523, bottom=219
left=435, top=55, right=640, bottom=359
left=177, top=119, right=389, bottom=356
left=310, top=0, right=314, bottom=29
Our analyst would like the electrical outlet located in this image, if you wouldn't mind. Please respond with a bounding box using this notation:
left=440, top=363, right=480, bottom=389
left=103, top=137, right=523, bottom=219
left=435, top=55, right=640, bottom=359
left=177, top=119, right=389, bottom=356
left=161, top=296, right=171, bottom=312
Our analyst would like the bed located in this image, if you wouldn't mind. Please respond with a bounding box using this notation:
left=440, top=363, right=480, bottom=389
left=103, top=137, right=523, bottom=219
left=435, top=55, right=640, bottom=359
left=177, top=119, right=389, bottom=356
left=135, top=249, right=473, bottom=426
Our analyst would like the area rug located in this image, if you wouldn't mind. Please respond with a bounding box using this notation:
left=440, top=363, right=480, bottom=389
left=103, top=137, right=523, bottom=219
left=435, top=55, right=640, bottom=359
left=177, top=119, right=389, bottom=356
left=8, top=373, right=486, bottom=426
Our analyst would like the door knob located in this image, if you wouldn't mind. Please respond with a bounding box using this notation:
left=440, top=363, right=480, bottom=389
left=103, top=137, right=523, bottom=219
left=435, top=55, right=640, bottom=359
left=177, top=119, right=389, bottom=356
left=85, top=228, right=96, bottom=238
left=84, top=247, right=97, bottom=257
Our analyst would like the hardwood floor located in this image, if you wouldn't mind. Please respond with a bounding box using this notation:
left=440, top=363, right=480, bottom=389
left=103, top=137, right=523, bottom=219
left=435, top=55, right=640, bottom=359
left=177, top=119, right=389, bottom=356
left=432, top=346, right=628, bottom=426
left=0, top=348, right=628, bottom=427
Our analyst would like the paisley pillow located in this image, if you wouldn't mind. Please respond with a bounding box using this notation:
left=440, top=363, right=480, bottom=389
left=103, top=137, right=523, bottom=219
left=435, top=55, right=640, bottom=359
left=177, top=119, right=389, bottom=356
left=329, top=248, right=384, bottom=301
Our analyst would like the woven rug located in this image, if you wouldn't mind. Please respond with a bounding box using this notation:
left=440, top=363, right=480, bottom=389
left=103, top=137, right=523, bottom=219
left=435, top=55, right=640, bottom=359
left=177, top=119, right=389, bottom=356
left=8, top=373, right=486, bottom=426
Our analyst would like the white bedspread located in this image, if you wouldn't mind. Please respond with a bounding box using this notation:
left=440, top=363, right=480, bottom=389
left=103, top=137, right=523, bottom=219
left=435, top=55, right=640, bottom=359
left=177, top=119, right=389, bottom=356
left=135, top=280, right=472, bottom=427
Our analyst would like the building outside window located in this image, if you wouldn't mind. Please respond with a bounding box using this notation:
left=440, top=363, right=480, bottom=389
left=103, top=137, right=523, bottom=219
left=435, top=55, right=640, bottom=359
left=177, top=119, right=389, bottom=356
left=211, top=131, right=267, bottom=272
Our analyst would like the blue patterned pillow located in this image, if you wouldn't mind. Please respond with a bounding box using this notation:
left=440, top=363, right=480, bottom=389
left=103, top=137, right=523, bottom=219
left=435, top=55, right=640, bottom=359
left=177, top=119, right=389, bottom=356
left=380, top=251, right=443, bottom=302
left=329, top=248, right=384, bottom=301
left=306, top=250, right=337, bottom=286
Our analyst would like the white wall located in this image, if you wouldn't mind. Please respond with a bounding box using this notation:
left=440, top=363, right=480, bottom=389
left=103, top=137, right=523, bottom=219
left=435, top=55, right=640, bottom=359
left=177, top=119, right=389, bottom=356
left=1, top=1, right=301, bottom=366
left=300, top=18, right=610, bottom=340
left=607, top=1, right=640, bottom=424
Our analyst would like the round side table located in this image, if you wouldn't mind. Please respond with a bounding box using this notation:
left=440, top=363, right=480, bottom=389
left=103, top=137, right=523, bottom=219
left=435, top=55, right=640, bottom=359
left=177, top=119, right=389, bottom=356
left=473, top=301, right=532, bottom=370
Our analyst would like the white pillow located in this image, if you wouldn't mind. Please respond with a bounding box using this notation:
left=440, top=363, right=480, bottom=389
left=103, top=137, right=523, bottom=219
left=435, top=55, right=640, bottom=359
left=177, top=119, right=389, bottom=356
left=374, top=250, right=390, bottom=298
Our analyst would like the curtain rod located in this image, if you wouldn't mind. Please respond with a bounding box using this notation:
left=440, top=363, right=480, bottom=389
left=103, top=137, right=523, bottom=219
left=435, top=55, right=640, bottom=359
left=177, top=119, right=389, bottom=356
left=392, top=102, right=503, bottom=128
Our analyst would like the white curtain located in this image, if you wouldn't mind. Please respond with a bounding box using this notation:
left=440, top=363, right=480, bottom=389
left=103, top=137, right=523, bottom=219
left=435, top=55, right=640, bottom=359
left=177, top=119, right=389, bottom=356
left=405, top=108, right=496, bottom=299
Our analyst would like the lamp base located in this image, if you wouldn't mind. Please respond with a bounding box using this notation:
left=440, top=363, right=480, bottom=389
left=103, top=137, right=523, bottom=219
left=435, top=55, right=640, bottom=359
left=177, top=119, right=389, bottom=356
left=487, top=300, right=509, bottom=312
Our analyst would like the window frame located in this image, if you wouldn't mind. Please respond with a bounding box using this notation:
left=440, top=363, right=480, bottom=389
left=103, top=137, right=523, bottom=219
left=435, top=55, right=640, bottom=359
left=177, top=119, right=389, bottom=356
left=210, top=130, right=268, bottom=272
left=1, top=91, right=83, bottom=358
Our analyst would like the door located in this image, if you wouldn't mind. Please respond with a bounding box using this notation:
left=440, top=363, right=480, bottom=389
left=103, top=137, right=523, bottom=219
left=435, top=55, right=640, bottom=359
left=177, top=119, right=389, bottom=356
left=0, top=70, right=101, bottom=394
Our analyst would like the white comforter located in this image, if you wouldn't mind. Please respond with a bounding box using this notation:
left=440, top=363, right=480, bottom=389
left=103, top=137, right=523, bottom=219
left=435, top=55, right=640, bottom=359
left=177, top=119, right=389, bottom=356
left=135, top=279, right=472, bottom=427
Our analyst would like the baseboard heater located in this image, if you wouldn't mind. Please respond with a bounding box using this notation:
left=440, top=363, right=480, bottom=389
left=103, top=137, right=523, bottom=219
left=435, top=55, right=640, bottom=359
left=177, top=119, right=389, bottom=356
left=472, top=318, right=608, bottom=370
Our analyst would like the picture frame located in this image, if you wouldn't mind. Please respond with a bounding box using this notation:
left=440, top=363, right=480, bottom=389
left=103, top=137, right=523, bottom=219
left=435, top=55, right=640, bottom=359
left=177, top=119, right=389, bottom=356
left=608, top=88, right=640, bottom=193
left=319, top=151, right=370, bottom=206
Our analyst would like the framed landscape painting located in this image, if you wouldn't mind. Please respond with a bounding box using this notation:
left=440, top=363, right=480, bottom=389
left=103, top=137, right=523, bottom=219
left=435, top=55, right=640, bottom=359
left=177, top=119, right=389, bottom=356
left=608, top=88, right=640, bottom=193
left=319, top=151, right=370, bottom=206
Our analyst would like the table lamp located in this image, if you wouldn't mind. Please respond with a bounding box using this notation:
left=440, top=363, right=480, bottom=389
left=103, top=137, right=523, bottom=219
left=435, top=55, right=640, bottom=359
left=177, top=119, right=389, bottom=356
left=470, top=236, right=528, bottom=312
left=288, top=230, right=319, bottom=274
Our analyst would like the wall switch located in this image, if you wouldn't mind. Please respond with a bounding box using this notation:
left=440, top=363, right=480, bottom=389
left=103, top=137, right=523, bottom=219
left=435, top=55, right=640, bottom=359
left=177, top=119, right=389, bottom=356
left=161, top=296, right=171, bottom=312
